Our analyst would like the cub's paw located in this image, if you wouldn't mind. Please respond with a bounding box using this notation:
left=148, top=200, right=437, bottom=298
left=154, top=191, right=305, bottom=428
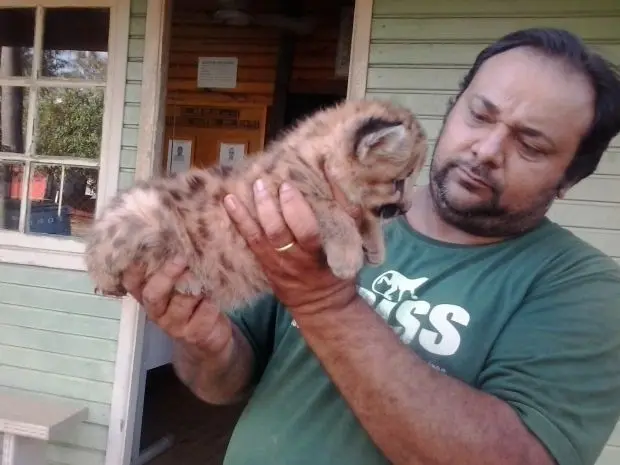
left=324, top=242, right=365, bottom=280
left=360, top=218, right=386, bottom=267
left=91, top=271, right=127, bottom=298
left=174, top=273, right=204, bottom=297
left=363, top=245, right=385, bottom=267
left=94, top=285, right=126, bottom=298
left=86, top=242, right=132, bottom=298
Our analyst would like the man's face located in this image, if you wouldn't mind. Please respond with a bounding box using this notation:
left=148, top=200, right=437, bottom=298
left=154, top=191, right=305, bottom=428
left=429, top=47, right=595, bottom=237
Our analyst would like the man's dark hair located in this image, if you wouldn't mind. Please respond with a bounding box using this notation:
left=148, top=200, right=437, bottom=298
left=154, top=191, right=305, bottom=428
left=451, top=27, right=620, bottom=186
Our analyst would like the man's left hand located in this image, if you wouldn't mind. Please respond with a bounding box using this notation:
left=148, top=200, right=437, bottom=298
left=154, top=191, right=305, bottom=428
left=222, top=178, right=359, bottom=315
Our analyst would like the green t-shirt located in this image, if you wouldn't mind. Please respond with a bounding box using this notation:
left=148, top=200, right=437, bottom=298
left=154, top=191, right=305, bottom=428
left=224, top=216, right=620, bottom=465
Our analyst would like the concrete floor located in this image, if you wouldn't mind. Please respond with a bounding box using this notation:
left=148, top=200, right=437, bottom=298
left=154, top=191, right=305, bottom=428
left=138, top=365, right=246, bottom=465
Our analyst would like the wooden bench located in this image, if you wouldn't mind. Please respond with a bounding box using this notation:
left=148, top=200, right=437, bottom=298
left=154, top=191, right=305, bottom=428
left=0, top=393, right=87, bottom=465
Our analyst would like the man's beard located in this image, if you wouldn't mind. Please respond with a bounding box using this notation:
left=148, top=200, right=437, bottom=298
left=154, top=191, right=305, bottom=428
left=428, top=156, right=558, bottom=238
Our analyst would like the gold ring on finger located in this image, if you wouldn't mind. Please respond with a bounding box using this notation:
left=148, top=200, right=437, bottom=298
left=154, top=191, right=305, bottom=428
left=274, top=241, right=295, bottom=253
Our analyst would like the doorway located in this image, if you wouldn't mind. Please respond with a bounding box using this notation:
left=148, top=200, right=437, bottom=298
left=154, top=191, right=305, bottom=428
left=133, top=0, right=355, bottom=463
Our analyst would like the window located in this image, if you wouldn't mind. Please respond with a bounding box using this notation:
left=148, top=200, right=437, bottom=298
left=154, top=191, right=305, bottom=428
left=0, top=1, right=127, bottom=268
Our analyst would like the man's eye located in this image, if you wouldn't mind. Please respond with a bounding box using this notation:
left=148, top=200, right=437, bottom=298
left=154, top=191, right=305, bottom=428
left=471, top=110, right=487, bottom=122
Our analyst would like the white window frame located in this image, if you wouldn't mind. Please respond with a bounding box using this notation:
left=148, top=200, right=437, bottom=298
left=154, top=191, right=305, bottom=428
left=0, top=0, right=129, bottom=271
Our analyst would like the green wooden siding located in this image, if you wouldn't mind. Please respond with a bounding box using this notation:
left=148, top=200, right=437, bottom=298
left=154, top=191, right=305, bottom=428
left=120, top=0, right=146, bottom=189
left=0, top=265, right=119, bottom=465
left=366, top=0, right=620, bottom=463
left=0, top=0, right=145, bottom=463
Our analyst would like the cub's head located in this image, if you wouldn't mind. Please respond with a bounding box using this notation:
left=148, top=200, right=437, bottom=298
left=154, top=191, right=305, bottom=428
left=318, top=99, right=428, bottom=219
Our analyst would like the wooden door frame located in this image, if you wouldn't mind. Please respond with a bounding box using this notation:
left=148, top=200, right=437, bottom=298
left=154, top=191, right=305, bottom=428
left=108, top=0, right=374, bottom=463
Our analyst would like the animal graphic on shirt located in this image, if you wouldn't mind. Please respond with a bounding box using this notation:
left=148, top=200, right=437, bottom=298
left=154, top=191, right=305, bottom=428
left=84, top=99, right=428, bottom=313
left=372, top=270, right=429, bottom=302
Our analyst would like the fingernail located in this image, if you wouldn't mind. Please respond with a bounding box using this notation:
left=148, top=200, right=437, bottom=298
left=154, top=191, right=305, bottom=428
left=254, top=179, right=266, bottom=196
left=224, top=194, right=236, bottom=211
left=280, top=182, right=294, bottom=199
left=172, top=255, right=186, bottom=266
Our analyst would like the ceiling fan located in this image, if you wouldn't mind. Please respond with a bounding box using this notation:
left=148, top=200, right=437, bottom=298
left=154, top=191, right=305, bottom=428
left=207, top=0, right=316, bottom=35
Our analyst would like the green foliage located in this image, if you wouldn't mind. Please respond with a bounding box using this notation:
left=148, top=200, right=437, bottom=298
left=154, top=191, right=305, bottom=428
left=35, top=50, right=106, bottom=160
left=1, top=48, right=107, bottom=198
left=36, top=87, right=104, bottom=159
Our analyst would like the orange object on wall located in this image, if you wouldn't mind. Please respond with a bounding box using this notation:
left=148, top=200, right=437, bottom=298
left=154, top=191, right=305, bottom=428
left=9, top=170, right=47, bottom=200
left=163, top=103, right=268, bottom=172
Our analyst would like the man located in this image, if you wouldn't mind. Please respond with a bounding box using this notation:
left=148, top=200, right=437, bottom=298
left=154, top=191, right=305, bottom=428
left=123, top=28, right=620, bottom=465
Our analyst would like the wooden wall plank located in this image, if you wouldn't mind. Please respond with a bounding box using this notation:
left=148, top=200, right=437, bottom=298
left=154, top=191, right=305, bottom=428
left=0, top=325, right=118, bottom=361
left=373, top=0, right=620, bottom=15
left=370, top=17, right=620, bottom=41
left=0, top=365, right=112, bottom=404
left=0, top=303, right=119, bottom=339
left=0, top=282, right=121, bottom=319
left=596, top=446, right=620, bottom=465
left=1, top=345, right=116, bottom=383
left=0, top=385, right=110, bottom=427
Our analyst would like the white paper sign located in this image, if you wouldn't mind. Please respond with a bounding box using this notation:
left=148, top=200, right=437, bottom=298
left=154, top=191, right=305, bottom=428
left=197, top=57, right=238, bottom=89
left=219, top=143, right=246, bottom=169
left=167, top=139, right=192, bottom=174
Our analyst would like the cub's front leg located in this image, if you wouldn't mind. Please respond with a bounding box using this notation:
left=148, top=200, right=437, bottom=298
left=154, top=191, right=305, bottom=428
left=360, top=214, right=386, bottom=266
left=312, top=201, right=365, bottom=280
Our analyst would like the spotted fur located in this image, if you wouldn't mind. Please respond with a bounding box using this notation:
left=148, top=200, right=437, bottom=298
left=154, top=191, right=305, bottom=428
left=84, top=99, right=428, bottom=311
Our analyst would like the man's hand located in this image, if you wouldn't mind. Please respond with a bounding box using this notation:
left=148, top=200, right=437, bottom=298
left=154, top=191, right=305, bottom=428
left=222, top=178, right=359, bottom=315
left=121, top=259, right=256, bottom=404
left=122, top=258, right=233, bottom=356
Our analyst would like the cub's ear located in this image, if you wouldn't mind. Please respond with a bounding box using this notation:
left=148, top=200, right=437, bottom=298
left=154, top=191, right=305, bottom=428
left=354, top=118, right=408, bottom=160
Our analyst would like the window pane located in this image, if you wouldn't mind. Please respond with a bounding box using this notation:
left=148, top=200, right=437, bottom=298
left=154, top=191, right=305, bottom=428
left=42, top=8, right=109, bottom=80
left=0, top=161, right=24, bottom=231
left=27, top=163, right=98, bottom=237
left=0, top=86, right=29, bottom=154
left=0, top=8, right=35, bottom=77
left=35, top=87, right=104, bottom=159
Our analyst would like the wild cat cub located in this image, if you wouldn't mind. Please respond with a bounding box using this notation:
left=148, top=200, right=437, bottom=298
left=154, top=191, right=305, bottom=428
left=84, top=99, right=428, bottom=312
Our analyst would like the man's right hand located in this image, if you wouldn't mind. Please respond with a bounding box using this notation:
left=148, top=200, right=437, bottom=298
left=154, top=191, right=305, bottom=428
left=121, top=257, right=233, bottom=357
left=121, top=257, right=256, bottom=404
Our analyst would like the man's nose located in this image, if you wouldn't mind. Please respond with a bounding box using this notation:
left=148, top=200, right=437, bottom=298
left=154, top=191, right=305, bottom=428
left=472, top=126, right=509, bottom=166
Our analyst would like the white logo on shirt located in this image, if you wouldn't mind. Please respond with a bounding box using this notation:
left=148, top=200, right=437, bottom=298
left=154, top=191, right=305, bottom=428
left=289, top=270, right=470, bottom=363
left=371, top=271, right=429, bottom=302
left=361, top=270, right=470, bottom=357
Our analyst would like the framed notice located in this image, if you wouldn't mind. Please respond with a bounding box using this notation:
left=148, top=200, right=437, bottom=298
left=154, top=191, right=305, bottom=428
left=167, top=138, right=192, bottom=174
left=218, top=142, right=247, bottom=169
left=197, top=57, right=238, bottom=89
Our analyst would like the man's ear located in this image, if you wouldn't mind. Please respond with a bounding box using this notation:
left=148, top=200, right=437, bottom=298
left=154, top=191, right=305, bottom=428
left=557, top=180, right=575, bottom=199
left=354, top=119, right=408, bottom=160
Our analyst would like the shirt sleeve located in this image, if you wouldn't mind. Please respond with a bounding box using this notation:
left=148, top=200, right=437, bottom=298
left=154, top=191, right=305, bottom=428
left=227, top=294, right=280, bottom=385
left=476, top=255, right=620, bottom=465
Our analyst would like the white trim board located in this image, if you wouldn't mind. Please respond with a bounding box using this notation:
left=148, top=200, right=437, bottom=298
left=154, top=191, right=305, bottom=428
left=347, top=0, right=374, bottom=100
left=0, top=0, right=128, bottom=270
left=105, top=0, right=171, bottom=464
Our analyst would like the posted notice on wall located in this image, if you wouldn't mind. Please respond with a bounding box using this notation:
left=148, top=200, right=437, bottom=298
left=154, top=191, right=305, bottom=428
left=167, top=139, right=192, bottom=174
left=219, top=142, right=246, bottom=169
left=197, top=57, right=238, bottom=89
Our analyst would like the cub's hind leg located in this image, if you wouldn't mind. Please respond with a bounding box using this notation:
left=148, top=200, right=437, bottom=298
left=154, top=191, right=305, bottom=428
left=85, top=185, right=197, bottom=298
